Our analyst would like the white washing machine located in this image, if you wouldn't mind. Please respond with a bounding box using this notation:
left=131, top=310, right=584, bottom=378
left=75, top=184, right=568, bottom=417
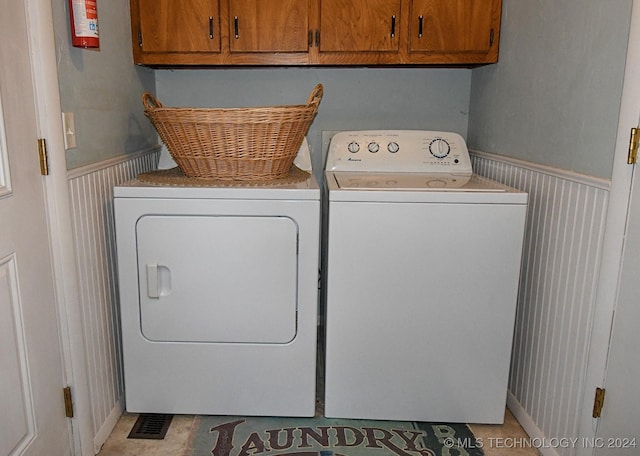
left=114, top=142, right=319, bottom=417
left=323, top=130, right=528, bottom=424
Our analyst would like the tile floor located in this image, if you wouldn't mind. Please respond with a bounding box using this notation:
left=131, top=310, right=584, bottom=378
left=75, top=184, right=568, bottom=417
left=97, top=408, right=539, bottom=456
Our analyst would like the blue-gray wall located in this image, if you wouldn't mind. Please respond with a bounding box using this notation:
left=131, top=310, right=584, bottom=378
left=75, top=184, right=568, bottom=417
left=468, top=0, right=632, bottom=179
left=52, top=0, right=156, bottom=170
left=155, top=68, right=471, bottom=174
left=53, top=0, right=633, bottom=180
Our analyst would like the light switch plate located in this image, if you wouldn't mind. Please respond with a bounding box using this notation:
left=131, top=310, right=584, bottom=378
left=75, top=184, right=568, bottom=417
left=62, top=112, right=77, bottom=149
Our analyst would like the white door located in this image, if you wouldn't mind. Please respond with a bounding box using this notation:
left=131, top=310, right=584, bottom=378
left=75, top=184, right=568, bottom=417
left=0, top=0, right=70, bottom=455
left=593, top=2, right=640, bottom=451
left=595, top=157, right=640, bottom=454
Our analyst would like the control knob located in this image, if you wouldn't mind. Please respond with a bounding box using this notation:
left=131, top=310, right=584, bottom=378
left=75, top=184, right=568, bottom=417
left=348, top=141, right=360, bottom=153
left=387, top=142, right=400, bottom=153
left=429, top=138, right=451, bottom=158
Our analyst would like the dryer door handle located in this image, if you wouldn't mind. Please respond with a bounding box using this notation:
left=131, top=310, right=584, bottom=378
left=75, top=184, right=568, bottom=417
left=146, top=263, right=172, bottom=298
left=147, top=264, right=160, bottom=298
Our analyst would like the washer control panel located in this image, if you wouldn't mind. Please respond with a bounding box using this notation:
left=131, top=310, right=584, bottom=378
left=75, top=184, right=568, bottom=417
left=326, top=130, right=473, bottom=173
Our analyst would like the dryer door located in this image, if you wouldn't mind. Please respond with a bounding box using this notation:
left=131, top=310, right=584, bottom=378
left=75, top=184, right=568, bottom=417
left=136, top=215, right=298, bottom=344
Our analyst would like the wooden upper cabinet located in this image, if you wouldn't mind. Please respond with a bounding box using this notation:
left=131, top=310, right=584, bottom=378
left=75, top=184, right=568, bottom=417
left=319, top=0, right=401, bottom=52
left=129, top=0, right=502, bottom=66
left=229, top=0, right=310, bottom=53
left=136, top=0, right=221, bottom=54
left=409, top=0, right=499, bottom=55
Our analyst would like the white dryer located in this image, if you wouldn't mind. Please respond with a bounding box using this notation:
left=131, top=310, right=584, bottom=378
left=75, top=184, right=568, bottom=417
left=323, top=130, right=528, bottom=423
left=114, top=142, right=320, bottom=417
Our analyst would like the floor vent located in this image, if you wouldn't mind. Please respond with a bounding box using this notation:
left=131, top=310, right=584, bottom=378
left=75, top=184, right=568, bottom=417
left=127, top=413, right=173, bottom=440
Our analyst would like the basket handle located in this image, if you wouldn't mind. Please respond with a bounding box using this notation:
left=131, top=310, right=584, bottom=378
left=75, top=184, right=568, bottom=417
left=306, top=84, right=324, bottom=107
left=142, top=92, right=164, bottom=110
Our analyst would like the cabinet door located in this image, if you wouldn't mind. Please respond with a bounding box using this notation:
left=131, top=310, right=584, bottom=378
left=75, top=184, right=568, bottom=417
left=137, top=0, right=221, bottom=53
left=410, top=0, right=496, bottom=53
left=229, top=0, right=310, bottom=52
left=319, top=0, right=401, bottom=52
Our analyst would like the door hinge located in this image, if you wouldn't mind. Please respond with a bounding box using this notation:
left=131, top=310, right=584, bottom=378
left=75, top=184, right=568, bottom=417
left=37, top=138, right=49, bottom=176
left=63, top=386, right=74, bottom=418
left=628, top=127, right=638, bottom=164
left=592, top=387, right=606, bottom=418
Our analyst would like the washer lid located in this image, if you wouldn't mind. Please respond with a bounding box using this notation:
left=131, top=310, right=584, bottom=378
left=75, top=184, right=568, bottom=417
left=327, top=172, right=528, bottom=204
left=333, top=172, right=507, bottom=192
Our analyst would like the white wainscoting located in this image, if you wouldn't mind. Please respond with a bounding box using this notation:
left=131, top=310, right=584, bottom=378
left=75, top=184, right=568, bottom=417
left=67, top=148, right=159, bottom=452
left=471, top=150, right=610, bottom=456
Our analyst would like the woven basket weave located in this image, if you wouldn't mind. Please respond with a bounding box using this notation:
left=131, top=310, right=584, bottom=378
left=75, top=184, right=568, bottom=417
left=142, top=84, right=323, bottom=180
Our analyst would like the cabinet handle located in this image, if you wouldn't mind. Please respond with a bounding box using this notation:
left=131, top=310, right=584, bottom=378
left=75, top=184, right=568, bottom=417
left=315, top=29, right=320, bottom=47
left=209, top=16, right=214, bottom=39
left=489, top=28, right=495, bottom=46
left=391, top=15, right=396, bottom=38
left=418, top=15, right=423, bottom=38
left=308, top=30, right=313, bottom=48
left=234, top=16, right=239, bottom=39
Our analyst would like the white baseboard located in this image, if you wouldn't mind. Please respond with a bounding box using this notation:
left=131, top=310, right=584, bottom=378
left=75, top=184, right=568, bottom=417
left=508, top=391, right=559, bottom=456
left=93, top=397, right=124, bottom=454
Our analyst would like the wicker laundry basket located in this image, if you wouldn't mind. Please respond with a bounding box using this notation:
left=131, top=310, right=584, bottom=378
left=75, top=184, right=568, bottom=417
left=142, top=84, right=323, bottom=181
